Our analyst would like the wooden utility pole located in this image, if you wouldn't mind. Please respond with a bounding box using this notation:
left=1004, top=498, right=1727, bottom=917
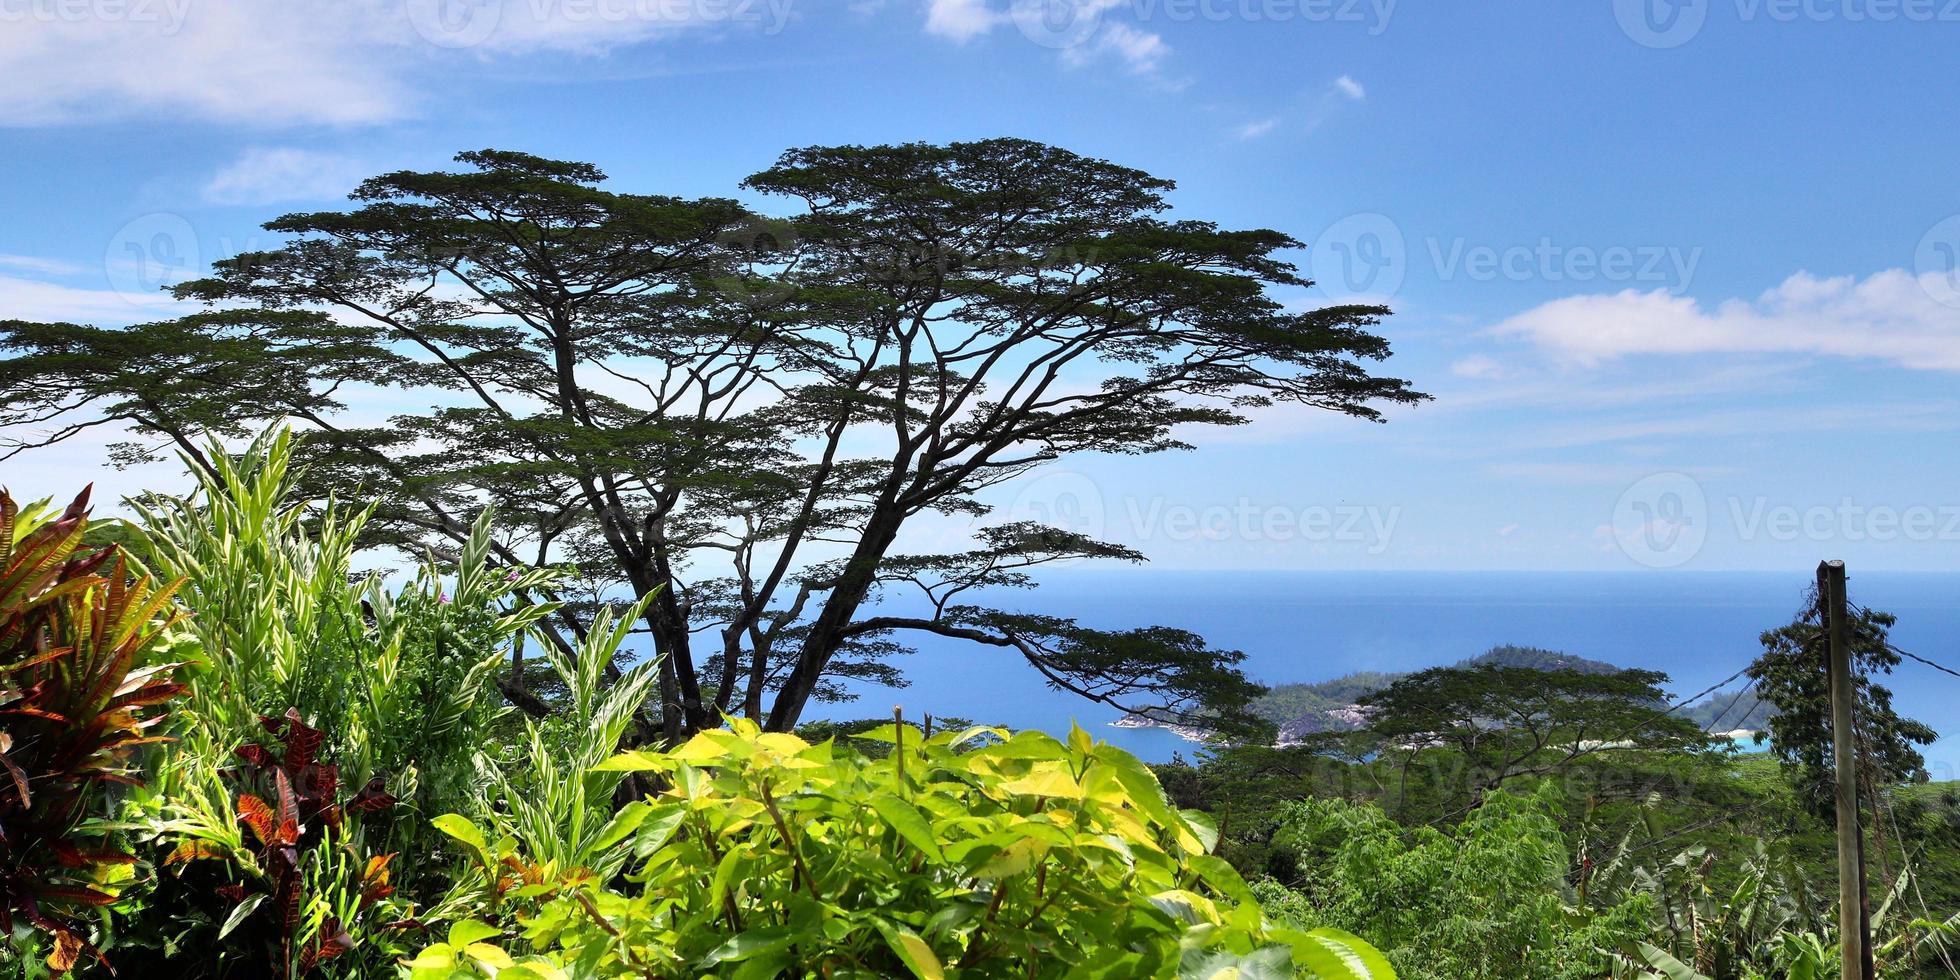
left=1819, top=560, right=1873, bottom=980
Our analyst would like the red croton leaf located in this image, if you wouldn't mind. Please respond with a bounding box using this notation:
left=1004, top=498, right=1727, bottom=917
left=276, top=870, right=304, bottom=930
left=304, top=762, right=339, bottom=809
left=278, top=708, right=322, bottom=772
left=35, top=886, right=117, bottom=908
left=346, top=776, right=396, bottom=814
left=297, top=919, right=354, bottom=972
left=165, top=840, right=227, bottom=865
left=271, top=768, right=301, bottom=846
left=359, top=853, right=396, bottom=906
left=237, top=794, right=275, bottom=846
left=58, top=544, right=115, bottom=582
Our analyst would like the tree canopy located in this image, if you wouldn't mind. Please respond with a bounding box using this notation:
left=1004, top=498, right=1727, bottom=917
left=1357, top=663, right=1714, bottom=809
left=0, top=140, right=1425, bottom=742
left=1749, top=596, right=1937, bottom=817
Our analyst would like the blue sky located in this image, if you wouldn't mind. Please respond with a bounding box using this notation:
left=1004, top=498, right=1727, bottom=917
left=4, top=0, right=1960, bottom=571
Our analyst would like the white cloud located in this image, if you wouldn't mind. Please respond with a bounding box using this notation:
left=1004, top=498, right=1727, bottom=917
left=0, top=3, right=404, bottom=126
left=1485, top=401, right=1960, bottom=454
left=0, top=255, right=85, bottom=277
left=1484, top=461, right=1739, bottom=486
left=1490, top=269, right=1960, bottom=370
left=1436, top=361, right=1801, bottom=414
left=923, top=0, right=999, bottom=40
left=1060, top=21, right=1167, bottom=74
left=1449, top=354, right=1508, bottom=379
left=203, top=148, right=367, bottom=206
left=446, top=0, right=793, bottom=55
left=0, top=422, right=193, bottom=518
left=1288, top=74, right=1369, bottom=134
left=0, top=273, right=188, bottom=325
left=925, top=0, right=1170, bottom=77
left=0, top=1, right=792, bottom=127
left=1235, top=118, right=1278, bottom=140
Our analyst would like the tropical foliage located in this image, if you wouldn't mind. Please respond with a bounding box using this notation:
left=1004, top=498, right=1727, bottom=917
left=0, top=488, right=182, bottom=974
left=130, top=426, right=564, bottom=828
left=0, top=441, right=1401, bottom=977
left=150, top=709, right=407, bottom=979
left=409, top=718, right=1392, bottom=979
left=1256, top=787, right=1652, bottom=980
left=7, top=436, right=1957, bottom=978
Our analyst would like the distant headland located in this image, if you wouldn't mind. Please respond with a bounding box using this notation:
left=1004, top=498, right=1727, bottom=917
left=1117, top=644, right=1773, bottom=747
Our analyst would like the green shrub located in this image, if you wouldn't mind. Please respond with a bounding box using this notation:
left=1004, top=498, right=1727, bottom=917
left=131, top=428, right=562, bottom=823
left=412, top=719, right=1395, bottom=979
left=102, top=427, right=574, bottom=976
left=1262, top=787, right=1646, bottom=980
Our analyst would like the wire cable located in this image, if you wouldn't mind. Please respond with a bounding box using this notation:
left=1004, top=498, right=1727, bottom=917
left=1844, top=599, right=1960, bottom=681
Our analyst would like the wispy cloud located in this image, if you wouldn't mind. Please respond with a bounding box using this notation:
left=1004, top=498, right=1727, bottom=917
left=0, top=273, right=187, bottom=325
left=1434, top=361, right=1801, bottom=413
left=1241, top=75, right=1368, bottom=139
left=0, top=0, right=794, bottom=127
left=923, top=0, right=1000, bottom=40
left=1060, top=21, right=1168, bottom=74
left=1300, top=74, right=1367, bottom=131
left=0, top=255, right=85, bottom=278
left=1490, top=269, right=1960, bottom=370
left=1235, top=117, right=1278, bottom=140
left=203, top=148, right=368, bottom=206
left=1484, top=461, right=1741, bottom=486
left=923, top=0, right=1171, bottom=78
left=1449, top=354, right=1509, bottom=379
left=1485, top=401, right=1960, bottom=454
left=0, top=3, right=400, bottom=126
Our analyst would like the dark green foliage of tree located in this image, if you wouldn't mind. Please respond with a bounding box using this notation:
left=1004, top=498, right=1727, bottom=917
left=0, top=140, right=1423, bottom=745
left=0, top=310, right=391, bottom=472
left=1678, top=685, right=1776, bottom=731
left=1245, top=644, right=1626, bottom=739
left=1358, top=663, right=1714, bottom=809
left=1749, top=596, right=1938, bottom=818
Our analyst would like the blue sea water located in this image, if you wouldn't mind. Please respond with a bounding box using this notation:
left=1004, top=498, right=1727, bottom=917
left=820, top=570, right=1960, bottom=773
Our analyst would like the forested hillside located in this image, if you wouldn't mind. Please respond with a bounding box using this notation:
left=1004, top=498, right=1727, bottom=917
left=1237, top=645, right=1770, bottom=740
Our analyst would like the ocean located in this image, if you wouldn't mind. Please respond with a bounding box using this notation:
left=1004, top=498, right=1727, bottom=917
left=820, top=570, right=1960, bottom=773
